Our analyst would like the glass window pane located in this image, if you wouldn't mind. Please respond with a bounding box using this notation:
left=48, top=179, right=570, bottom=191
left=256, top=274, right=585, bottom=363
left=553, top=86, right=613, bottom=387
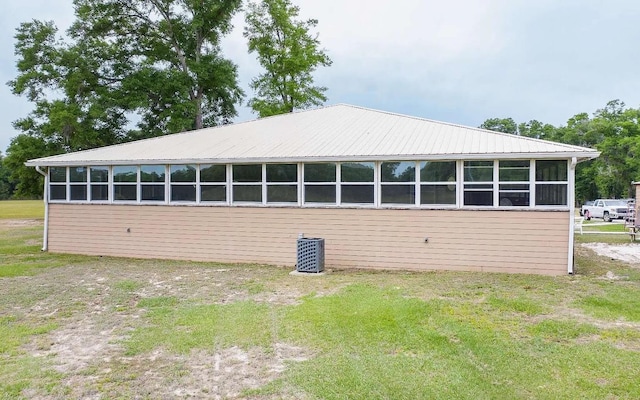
left=381, top=162, right=415, bottom=182
left=341, top=162, right=374, bottom=182
left=421, top=185, right=456, bottom=205
left=141, top=184, right=165, bottom=201
left=464, top=161, right=493, bottom=182
left=266, top=164, right=297, bottom=182
left=499, top=184, right=529, bottom=191
left=304, top=185, right=336, bottom=203
left=69, top=167, right=87, bottom=183
left=171, top=185, right=196, bottom=202
left=114, top=185, right=137, bottom=201
left=70, top=185, right=87, bottom=201
left=464, top=191, right=493, bottom=206
left=341, top=185, right=374, bottom=203
left=267, top=185, right=297, bottom=203
left=233, top=185, right=262, bottom=202
left=50, top=167, right=66, bottom=183
left=233, top=164, right=262, bottom=183
left=141, top=165, right=165, bottom=182
left=50, top=185, right=66, bottom=200
left=381, top=185, right=415, bottom=204
left=200, top=164, right=226, bottom=182
left=499, top=192, right=530, bottom=206
left=304, top=163, right=336, bottom=182
left=201, top=185, right=226, bottom=202
left=536, top=160, right=567, bottom=181
left=499, top=160, right=530, bottom=181
left=420, top=161, right=456, bottom=182
left=536, top=184, right=567, bottom=205
left=170, top=165, right=196, bottom=183
left=90, top=167, right=109, bottom=183
left=114, top=166, right=137, bottom=183
left=91, top=185, right=109, bottom=201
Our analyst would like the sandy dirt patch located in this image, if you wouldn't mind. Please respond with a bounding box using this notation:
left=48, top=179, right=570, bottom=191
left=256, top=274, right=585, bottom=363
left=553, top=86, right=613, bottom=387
left=581, top=243, right=640, bottom=265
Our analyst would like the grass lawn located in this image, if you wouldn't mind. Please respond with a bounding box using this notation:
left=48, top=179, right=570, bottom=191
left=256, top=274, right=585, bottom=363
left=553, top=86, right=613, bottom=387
left=1, top=201, right=639, bottom=398
left=0, top=200, right=44, bottom=219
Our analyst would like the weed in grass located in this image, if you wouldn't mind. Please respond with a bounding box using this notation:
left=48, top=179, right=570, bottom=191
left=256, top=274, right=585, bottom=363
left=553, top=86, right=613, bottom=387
left=114, top=279, right=143, bottom=292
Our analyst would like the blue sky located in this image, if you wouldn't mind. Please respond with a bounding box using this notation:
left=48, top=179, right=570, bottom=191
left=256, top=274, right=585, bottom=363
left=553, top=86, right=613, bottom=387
left=1, top=0, right=639, bottom=153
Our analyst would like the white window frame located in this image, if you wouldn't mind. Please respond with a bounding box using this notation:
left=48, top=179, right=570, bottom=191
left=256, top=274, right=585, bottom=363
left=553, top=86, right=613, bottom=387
left=169, top=164, right=197, bottom=203
left=198, top=164, right=228, bottom=205
left=302, top=162, right=338, bottom=206
left=338, top=161, right=376, bottom=207
left=265, top=163, right=299, bottom=206
left=418, top=160, right=458, bottom=208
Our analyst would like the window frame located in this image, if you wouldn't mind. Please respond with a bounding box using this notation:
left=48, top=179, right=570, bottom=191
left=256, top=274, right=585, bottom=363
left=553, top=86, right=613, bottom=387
left=44, top=158, right=571, bottom=210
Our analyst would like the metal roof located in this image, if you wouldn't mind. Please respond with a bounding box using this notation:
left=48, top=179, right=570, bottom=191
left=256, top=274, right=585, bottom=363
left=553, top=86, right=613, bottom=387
left=26, top=104, right=600, bottom=166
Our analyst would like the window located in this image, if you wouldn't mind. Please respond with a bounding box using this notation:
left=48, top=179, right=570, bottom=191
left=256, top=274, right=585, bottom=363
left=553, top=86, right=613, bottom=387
left=200, top=164, right=226, bottom=202
left=49, top=167, right=67, bottom=201
left=170, top=165, right=196, bottom=202
left=266, top=164, right=297, bottom=203
left=140, top=165, right=165, bottom=201
left=464, top=161, right=493, bottom=206
left=113, top=166, right=137, bottom=201
left=233, top=164, right=262, bottom=203
left=341, top=162, right=374, bottom=204
left=90, top=167, right=109, bottom=201
left=68, top=167, right=88, bottom=201
left=304, top=163, right=336, bottom=204
left=420, top=161, right=456, bottom=205
left=381, top=162, right=415, bottom=204
left=498, top=161, right=530, bottom=206
left=535, top=160, right=568, bottom=206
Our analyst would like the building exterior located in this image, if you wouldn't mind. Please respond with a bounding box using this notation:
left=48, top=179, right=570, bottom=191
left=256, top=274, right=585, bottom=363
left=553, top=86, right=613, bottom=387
left=26, top=104, right=599, bottom=275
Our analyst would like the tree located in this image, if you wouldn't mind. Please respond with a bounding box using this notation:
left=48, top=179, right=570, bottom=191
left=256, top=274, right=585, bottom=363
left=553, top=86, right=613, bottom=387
left=244, top=0, right=332, bottom=117
left=6, top=0, right=245, bottom=197
left=3, top=135, right=61, bottom=198
left=480, top=100, right=640, bottom=202
left=10, top=0, right=244, bottom=142
left=479, top=118, right=517, bottom=134
left=0, top=152, right=15, bottom=200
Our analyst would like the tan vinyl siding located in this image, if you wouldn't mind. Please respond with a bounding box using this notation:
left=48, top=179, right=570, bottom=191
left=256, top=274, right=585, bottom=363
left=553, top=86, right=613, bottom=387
left=47, top=204, right=570, bottom=275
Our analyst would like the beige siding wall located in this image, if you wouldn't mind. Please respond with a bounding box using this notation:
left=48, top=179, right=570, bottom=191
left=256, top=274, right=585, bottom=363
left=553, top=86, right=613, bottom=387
left=48, top=204, right=570, bottom=275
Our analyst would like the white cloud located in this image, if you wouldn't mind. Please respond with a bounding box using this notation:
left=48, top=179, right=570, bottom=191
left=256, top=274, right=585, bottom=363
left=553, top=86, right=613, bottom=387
left=2, top=0, right=640, bottom=153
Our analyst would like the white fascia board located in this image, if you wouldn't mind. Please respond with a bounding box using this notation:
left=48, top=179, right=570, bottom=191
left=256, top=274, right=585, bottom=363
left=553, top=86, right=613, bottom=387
left=25, top=151, right=600, bottom=167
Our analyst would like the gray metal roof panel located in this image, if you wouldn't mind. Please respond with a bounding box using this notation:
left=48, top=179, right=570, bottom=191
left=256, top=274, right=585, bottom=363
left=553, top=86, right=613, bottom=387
left=26, top=104, right=599, bottom=166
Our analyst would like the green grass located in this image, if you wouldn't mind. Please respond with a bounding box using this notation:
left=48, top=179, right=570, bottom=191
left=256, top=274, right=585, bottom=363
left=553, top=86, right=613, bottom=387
left=126, top=300, right=275, bottom=355
left=0, top=200, right=44, bottom=219
left=1, top=217, right=640, bottom=398
left=577, top=286, right=640, bottom=322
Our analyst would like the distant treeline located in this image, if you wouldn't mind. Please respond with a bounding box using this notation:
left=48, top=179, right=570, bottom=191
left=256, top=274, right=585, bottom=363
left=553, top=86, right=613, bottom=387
left=480, top=99, right=640, bottom=203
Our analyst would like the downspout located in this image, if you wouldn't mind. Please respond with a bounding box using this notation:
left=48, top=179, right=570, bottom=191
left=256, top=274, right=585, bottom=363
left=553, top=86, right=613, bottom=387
left=35, top=166, right=49, bottom=251
left=567, top=157, right=577, bottom=274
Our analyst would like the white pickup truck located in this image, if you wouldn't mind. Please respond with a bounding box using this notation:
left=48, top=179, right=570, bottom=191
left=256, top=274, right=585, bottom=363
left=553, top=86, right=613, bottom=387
left=581, top=199, right=630, bottom=222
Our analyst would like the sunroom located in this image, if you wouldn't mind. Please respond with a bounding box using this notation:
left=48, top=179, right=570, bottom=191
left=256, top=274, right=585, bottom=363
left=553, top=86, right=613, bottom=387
left=27, top=104, right=598, bottom=275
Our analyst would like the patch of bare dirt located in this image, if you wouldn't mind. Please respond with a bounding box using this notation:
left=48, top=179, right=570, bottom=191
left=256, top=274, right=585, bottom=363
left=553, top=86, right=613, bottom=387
left=581, top=243, right=640, bottom=265
left=0, top=218, right=42, bottom=227
left=13, top=261, right=321, bottom=398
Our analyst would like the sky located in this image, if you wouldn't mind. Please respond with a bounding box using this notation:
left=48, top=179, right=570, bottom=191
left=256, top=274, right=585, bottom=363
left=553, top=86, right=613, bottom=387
left=1, top=0, right=640, bottom=153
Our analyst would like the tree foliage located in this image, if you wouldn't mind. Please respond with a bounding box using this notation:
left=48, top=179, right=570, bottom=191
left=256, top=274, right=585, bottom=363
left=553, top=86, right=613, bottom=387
left=6, top=0, right=244, bottom=198
left=480, top=99, right=640, bottom=202
left=244, top=0, right=332, bottom=117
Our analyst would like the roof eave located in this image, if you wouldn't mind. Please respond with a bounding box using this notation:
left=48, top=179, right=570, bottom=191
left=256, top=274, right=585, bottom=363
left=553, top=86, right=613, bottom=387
left=25, top=151, right=601, bottom=167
